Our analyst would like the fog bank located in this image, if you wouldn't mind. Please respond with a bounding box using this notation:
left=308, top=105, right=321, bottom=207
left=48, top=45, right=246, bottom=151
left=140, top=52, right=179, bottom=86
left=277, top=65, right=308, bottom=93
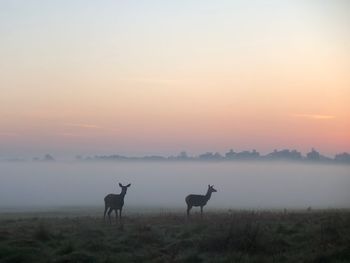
left=0, top=162, right=349, bottom=211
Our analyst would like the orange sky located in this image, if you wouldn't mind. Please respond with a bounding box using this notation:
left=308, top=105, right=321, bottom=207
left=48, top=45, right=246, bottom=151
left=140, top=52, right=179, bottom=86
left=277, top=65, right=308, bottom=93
left=0, top=0, right=349, bottom=157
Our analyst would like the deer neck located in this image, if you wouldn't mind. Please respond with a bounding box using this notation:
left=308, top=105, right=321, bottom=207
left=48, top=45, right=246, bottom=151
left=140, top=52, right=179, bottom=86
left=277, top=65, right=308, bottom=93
left=120, top=190, right=127, bottom=198
left=205, top=190, right=212, bottom=200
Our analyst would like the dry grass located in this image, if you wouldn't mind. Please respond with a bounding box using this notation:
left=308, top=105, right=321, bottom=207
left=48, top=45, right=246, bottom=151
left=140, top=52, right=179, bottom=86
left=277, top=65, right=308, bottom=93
left=0, top=210, right=350, bottom=262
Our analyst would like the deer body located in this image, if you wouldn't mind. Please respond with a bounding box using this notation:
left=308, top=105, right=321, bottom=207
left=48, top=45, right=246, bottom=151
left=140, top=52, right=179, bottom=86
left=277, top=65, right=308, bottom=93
left=104, top=183, right=131, bottom=224
left=186, top=185, right=217, bottom=217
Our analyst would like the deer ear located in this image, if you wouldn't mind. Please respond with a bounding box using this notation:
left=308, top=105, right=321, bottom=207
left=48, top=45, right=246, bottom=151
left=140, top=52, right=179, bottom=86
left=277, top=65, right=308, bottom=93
left=126, top=183, right=131, bottom=187
left=208, top=184, right=210, bottom=188
left=119, top=183, right=123, bottom=187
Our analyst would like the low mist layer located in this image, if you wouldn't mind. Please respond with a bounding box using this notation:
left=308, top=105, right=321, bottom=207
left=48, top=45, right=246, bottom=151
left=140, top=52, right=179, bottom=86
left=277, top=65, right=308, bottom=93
left=0, top=162, right=349, bottom=211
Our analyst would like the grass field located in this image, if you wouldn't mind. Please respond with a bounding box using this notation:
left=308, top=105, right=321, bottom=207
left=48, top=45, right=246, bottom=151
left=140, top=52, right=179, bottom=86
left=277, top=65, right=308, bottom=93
left=0, top=209, right=349, bottom=263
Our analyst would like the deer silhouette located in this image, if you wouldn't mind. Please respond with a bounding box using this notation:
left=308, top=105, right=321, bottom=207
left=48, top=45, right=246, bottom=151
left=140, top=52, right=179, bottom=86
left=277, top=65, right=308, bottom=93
left=104, top=183, right=131, bottom=224
left=186, top=185, right=217, bottom=217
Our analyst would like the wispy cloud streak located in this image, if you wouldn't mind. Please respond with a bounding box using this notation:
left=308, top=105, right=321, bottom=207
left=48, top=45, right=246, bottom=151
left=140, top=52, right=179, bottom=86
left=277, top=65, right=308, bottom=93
left=63, top=123, right=101, bottom=129
left=58, top=133, right=90, bottom=137
left=291, top=114, right=336, bottom=120
left=118, top=77, right=178, bottom=84
left=62, top=123, right=119, bottom=133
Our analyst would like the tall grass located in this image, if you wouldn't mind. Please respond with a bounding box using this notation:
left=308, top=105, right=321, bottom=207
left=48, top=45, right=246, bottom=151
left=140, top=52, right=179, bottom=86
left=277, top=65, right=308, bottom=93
left=0, top=210, right=349, bottom=262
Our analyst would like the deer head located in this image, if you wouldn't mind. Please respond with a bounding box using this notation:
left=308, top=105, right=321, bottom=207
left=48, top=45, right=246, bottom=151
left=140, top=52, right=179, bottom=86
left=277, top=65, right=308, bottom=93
left=119, top=183, right=131, bottom=194
left=208, top=184, right=217, bottom=193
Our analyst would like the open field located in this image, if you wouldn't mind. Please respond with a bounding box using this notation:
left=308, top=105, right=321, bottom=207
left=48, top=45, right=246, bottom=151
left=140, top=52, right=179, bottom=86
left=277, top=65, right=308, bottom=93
left=0, top=209, right=350, bottom=263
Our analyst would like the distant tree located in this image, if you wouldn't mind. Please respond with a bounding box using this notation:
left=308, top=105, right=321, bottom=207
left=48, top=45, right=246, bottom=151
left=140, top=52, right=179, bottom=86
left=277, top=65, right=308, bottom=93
left=334, top=152, right=350, bottom=163
left=43, top=154, right=55, bottom=162
left=266, top=149, right=302, bottom=160
left=235, top=150, right=260, bottom=160
left=213, top=152, right=223, bottom=160
left=142, top=155, right=166, bottom=161
left=252, top=149, right=260, bottom=157
left=225, top=149, right=236, bottom=159
left=198, top=152, right=223, bottom=160
left=306, top=148, right=331, bottom=162
left=177, top=151, right=189, bottom=160
left=306, top=148, right=321, bottom=161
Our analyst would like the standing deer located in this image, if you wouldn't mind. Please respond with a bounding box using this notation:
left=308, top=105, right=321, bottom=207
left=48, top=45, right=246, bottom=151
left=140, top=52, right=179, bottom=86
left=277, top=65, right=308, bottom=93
left=104, top=183, right=131, bottom=224
left=185, top=185, right=217, bottom=218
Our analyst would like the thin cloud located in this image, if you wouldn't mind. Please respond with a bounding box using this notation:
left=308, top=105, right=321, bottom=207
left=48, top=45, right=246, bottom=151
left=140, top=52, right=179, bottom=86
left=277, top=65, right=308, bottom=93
left=62, top=123, right=120, bottom=133
left=118, top=77, right=178, bottom=84
left=63, top=123, right=101, bottom=129
left=58, top=133, right=90, bottom=137
left=291, top=114, right=336, bottom=120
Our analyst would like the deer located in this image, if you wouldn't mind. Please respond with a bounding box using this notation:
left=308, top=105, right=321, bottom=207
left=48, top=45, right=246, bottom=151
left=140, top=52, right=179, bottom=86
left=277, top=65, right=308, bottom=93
left=186, top=185, right=217, bottom=218
left=104, top=183, right=131, bottom=224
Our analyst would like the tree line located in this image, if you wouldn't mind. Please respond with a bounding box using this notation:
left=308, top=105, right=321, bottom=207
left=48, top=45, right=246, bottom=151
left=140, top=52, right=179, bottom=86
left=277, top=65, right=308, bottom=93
left=79, top=148, right=350, bottom=164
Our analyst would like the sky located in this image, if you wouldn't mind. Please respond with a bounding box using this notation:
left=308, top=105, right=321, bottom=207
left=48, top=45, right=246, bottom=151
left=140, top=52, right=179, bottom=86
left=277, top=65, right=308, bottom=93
left=0, top=0, right=349, bottom=158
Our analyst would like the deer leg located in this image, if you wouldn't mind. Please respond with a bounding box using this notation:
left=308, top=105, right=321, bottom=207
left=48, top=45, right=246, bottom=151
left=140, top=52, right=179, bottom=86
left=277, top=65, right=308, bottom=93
left=200, top=206, right=203, bottom=218
left=115, top=209, right=118, bottom=224
left=103, top=205, right=108, bottom=222
left=119, top=208, right=122, bottom=221
left=107, top=208, right=113, bottom=224
left=187, top=205, right=192, bottom=218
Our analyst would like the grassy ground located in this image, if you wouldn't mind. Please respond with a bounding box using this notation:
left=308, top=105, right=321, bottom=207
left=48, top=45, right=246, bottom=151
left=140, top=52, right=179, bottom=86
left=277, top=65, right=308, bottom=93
left=0, top=210, right=349, bottom=263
